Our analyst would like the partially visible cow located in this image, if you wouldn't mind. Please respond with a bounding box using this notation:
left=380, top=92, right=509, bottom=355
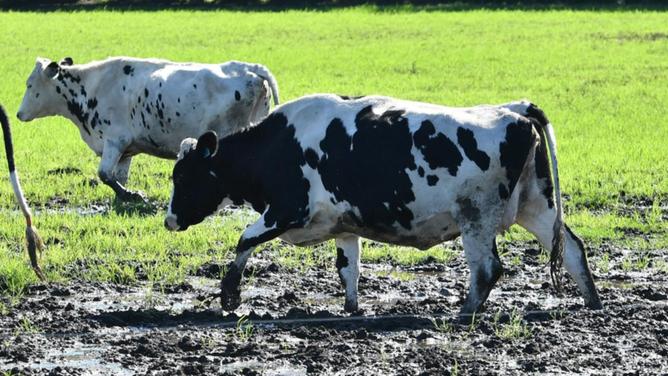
left=1, top=104, right=45, bottom=280
left=17, top=56, right=279, bottom=201
left=164, top=94, right=602, bottom=316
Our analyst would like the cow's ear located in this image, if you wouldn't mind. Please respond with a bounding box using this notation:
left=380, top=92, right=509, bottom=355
left=196, top=131, right=218, bottom=158
left=60, top=57, right=73, bottom=66
left=43, top=61, right=60, bottom=79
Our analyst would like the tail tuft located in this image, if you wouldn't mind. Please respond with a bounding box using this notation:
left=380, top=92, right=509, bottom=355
left=26, top=226, right=46, bottom=281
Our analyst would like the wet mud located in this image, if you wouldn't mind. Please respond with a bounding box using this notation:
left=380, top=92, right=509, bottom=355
left=1, top=244, right=667, bottom=375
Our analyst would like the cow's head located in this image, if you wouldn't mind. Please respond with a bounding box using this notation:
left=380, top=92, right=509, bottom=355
left=165, top=131, right=226, bottom=231
left=17, top=57, right=73, bottom=122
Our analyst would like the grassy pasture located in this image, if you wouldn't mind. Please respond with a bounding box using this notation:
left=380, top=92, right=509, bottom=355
left=0, top=7, right=667, bottom=296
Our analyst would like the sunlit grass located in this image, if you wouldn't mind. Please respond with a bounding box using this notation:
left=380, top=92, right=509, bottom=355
left=0, top=8, right=666, bottom=297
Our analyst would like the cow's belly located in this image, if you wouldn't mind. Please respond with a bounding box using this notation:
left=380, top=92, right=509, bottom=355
left=279, top=211, right=460, bottom=250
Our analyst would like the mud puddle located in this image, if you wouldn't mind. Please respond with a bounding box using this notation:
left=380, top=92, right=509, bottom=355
left=1, top=246, right=667, bottom=375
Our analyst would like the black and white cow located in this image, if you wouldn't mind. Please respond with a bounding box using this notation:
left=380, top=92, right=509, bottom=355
left=17, top=56, right=279, bottom=201
left=164, top=94, right=602, bottom=315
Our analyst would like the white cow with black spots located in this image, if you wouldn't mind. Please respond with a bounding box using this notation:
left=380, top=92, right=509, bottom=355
left=17, top=56, right=279, bottom=201
left=164, top=94, right=602, bottom=317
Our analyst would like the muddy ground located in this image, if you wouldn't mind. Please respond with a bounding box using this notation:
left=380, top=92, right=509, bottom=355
left=1, top=241, right=667, bottom=375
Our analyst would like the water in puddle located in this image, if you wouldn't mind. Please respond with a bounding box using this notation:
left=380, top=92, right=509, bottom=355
left=4, top=343, right=132, bottom=376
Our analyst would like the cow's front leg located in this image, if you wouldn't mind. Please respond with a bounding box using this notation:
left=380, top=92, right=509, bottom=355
left=114, top=155, right=132, bottom=186
left=221, top=218, right=284, bottom=311
left=335, top=234, right=361, bottom=313
left=460, top=232, right=503, bottom=317
left=98, top=140, right=144, bottom=202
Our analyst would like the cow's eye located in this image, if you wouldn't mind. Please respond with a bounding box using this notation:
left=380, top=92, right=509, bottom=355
left=27, top=84, right=32, bottom=89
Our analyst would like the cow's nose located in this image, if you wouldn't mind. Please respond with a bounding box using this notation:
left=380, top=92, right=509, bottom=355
left=164, top=215, right=179, bottom=231
left=16, top=111, right=24, bottom=121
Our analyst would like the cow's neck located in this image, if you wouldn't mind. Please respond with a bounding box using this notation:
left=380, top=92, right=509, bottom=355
left=213, top=131, right=273, bottom=215
left=51, top=65, right=105, bottom=136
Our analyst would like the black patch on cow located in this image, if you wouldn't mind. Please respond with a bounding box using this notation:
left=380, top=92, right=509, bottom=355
left=137, top=96, right=141, bottom=104
left=499, top=119, right=534, bottom=195
left=66, top=100, right=90, bottom=135
left=413, top=120, right=462, bottom=176
left=55, top=86, right=61, bottom=94
left=337, top=95, right=365, bottom=101
left=90, top=111, right=100, bottom=129
left=304, top=148, right=319, bottom=169
left=61, top=71, right=81, bottom=84
left=427, top=175, right=439, bottom=186
left=417, top=166, right=425, bottom=177
left=235, top=91, right=241, bottom=101
left=80, top=86, right=87, bottom=97
left=122, top=85, right=126, bottom=91
left=193, top=84, right=197, bottom=89
left=336, top=247, right=349, bottom=270
left=145, top=106, right=151, bottom=115
left=144, top=88, right=149, bottom=98
left=318, top=107, right=417, bottom=230
left=158, top=94, right=162, bottom=101
left=35, top=93, right=39, bottom=98
left=177, top=97, right=180, bottom=103
left=68, top=89, right=76, bottom=97
left=457, top=197, right=480, bottom=222
left=147, top=136, right=159, bottom=148
left=456, top=127, right=490, bottom=171
left=176, top=111, right=180, bottom=117
left=525, top=103, right=550, bottom=126
left=498, top=183, right=509, bottom=200
left=157, top=108, right=164, bottom=120
left=533, top=123, right=555, bottom=208
left=123, top=65, right=134, bottom=75
left=87, top=98, right=97, bottom=109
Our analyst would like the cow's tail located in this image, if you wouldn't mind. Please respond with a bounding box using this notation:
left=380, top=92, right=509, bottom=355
left=527, top=103, right=564, bottom=293
left=0, top=105, right=46, bottom=281
left=248, top=64, right=280, bottom=106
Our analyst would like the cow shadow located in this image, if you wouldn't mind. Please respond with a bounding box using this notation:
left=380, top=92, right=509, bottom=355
left=112, top=196, right=162, bottom=216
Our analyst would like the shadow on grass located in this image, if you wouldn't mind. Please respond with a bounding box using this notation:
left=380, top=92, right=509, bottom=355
left=112, top=197, right=161, bottom=217
left=2, top=0, right=668, bottom=12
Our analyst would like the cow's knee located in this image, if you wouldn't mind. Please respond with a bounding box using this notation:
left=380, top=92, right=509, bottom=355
left=335, top=235, right=361, bottom=313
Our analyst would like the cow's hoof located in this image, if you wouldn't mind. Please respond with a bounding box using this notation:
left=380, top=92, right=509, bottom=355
left=221, top=290, right=241, bottom=311
left=120, top=190, right=147, bottom=203
left=344, top=300, right=359, bottom=313
left=586, top=298, right=603, bottom=310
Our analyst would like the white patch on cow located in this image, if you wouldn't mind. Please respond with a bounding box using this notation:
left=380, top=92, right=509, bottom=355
left=178, top=138, right=197, bottom=160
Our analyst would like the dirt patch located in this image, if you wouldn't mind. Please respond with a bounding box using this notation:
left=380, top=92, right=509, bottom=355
left=1, top=246, right=667, bottom=375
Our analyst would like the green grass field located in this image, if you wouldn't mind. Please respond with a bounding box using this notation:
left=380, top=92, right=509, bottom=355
left=0, top=7, right=667, bottom=297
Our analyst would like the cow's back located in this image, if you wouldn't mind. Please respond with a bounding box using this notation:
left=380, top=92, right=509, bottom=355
left=251, top=95, right=534, bottom=248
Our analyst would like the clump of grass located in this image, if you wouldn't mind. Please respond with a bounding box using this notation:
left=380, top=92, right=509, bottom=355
left=14, top=316, right=40, bottom=335
left=430, top=317, right=453, bottom=333
left=494, top=310, right=532, bottom=340
left=235, top=315, right=254, bottom=342
left=596, top=253, right=611, bottom=274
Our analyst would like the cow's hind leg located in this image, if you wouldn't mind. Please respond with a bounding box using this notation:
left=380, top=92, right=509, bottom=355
left=460, top=230, right=503, bottom=316
left=517, top=206, right=602, bottom=309
left=335, top=234, right=361, bottom=313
